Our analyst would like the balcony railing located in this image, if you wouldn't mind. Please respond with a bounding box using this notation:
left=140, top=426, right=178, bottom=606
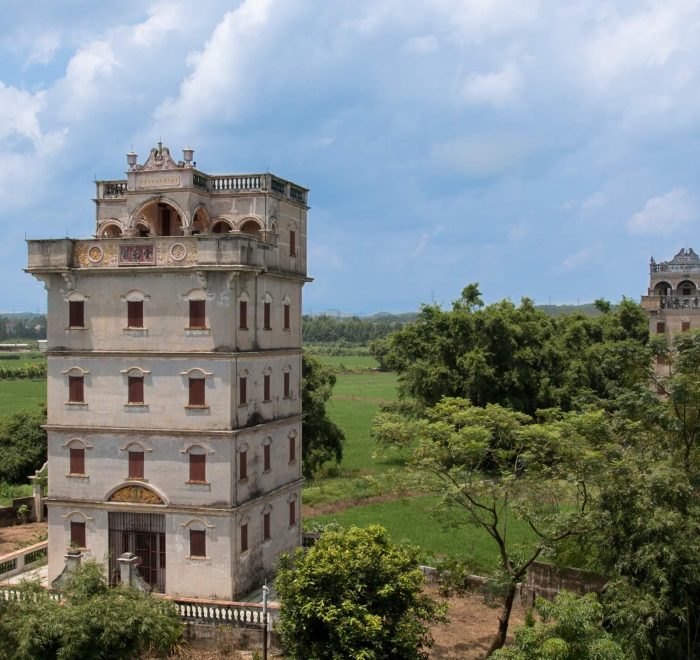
left=95, top=172, right=307, bottom=205
left=0, top=541, right=48, bottom=582
left=651, top=263, right=700, bottom=273
left=641, top=295, right=700, bottom=310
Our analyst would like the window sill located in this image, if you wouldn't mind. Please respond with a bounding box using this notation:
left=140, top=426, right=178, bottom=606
left=185, top=481, right=211, bottom=492
left=124, top=403, right=148, bottom=410
left=238, top=403, right=248, bottom=409
left=125, top=477, right=148, bottom=483
left=65, top=326, right=88, bottom=332
left=263, top=327, right=272, bottom=332
left=186, top=555, right=211, bottom=561
left=239, top=327, right=249, bottom=331
left=185, top=404, right=210, bottom=410
left=263, top=468, right=271, bottom=474
left=262, top=399, right=271, bottom=404
left=239, top=477, right=248, bottom=484
left=66, top=473, right=89, bottom=480
left=65, top=402, right=87, bottom=408
left=123, top=328, right=148, bottom=336
left=185, top=328, right=211, bottom=337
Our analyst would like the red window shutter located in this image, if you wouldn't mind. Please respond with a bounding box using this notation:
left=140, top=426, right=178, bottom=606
left=263, top=512, right=270, bottom=540
left=241, top=524, right=248, bottom=553
left=129, top=451, right=144, bottom=479
left=69, top=376, right=84, bottom=403
left=239, top=450, right=247, bottom=480
left=289, top=500, right=296, bottom=526
left=283, top=304, right=290, bottom=330
left=239, top=377, right=247, bottom=406
left=264, top=302, right=271, bottom=330
left=71, top=521, right=86, bottom=548
left=189, top=378, right=205, bottom=406
left=284, top=372, right=290, bottom=398
left=190, top=529, right=206, bottom=557
left=263, top=374, right=270, bottom=401
left=189, top=453, right=206, bottom=482
left=656, top=383, right=666, bottom=395
left=70, top=447, right=85, bottom=474
left=189, top=300, right=206, bottom=329
left=69, top=301, right=84, bottom=327
left=289, top=435, right=295, bottom=463
left=264, top=444, right=271, bottom=471
left=289, top=230, right=296, bottom=257
left=682, top=320, right=691, bottom=332
left=656, top=355, right=665, bottom=365
left=127, top=301, right=143, bottom=328
left=128, top=376, right=144, bottom=404
left=239, top=300, right=248, bottom=329
left=656, top=321, right=665, bottom=333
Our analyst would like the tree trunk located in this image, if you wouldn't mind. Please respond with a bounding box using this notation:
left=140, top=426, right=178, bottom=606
left=486, top=583, right=517, bottom=656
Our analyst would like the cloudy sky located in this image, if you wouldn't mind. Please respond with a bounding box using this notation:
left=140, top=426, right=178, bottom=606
left=2, top=0, right=700, bottom=314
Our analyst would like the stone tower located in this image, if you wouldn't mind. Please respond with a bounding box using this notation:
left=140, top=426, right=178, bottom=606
left=26, top=143, right=309, bottom=598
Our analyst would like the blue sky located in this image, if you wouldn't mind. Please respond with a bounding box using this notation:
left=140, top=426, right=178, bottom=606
left=2, top=0, right=700, bottom=314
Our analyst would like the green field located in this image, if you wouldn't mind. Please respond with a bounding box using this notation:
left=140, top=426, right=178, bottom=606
left=0, top=352, right=45, bottom=367
left=315, top=354, right=380, bottom=371
left=0, top=380, right=46, bottom=416
left=308, top=495, right=537, bottom=572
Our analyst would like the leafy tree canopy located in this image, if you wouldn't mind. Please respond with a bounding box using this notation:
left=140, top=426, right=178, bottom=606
left=0, top=561, right=182, bottom=660
left=275, top=525, right=446, bottom=660
left=302, top=353, right=345, bottom=478
left=492, top=592, right=626, bottom=660
left=370, top=285, right=648, bottom=415
left=0, top=403, right=47, bottom=484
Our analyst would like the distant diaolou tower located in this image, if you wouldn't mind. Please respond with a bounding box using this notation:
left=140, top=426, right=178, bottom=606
left=26, top=143, right=309, bottom=598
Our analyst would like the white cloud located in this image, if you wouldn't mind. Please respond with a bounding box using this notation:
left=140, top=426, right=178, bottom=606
left=562, top=246, right=593, bottom=271
left=627, top=187, right=697, bottom=235
left=404, top=34, right=438, bottom=55
left=460, top=63, right=522, bottom=106
left=0, top=83, right=45, bottom=142
left=26, top=30, right=61, bottom=65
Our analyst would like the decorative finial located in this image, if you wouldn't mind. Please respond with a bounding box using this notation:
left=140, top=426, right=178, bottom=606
left=183, top=145, right=194, bottom=166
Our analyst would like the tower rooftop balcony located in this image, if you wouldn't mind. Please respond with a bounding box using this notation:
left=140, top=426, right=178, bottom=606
left=26, top=234, right=300, bottom=275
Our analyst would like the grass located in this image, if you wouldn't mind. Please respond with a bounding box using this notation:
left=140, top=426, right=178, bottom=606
left=0, top=352, right=45, bottom=367
left=317, top=354, right=380, bottom=371
left=307, top=495, right=538, bottom=573
left=0, top=380, right=46, bottom=416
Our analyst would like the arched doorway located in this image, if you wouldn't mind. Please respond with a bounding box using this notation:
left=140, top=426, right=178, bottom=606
left=240, top=219, right=262, bottom=239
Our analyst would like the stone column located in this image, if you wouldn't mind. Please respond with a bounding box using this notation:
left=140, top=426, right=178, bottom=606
left=32, top=484, right=43, bottom=523
left=117, top=552, right=151, bottom=592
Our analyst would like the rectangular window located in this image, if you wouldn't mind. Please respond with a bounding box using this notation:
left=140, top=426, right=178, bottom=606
left=239, top=376, right=247, bottom=406
left=70, top=521, right=86, bottom=548
left=189, top=378, right=205, bottom=406
left=289, top=500, right=296, bottom=527
left=189, top=300, right=206, bottom=329
left=240, top=524, right=248, bottom=553
left=656, top=383, right=666, bottom=395
left=239, top=300, right=248, bottom=330
left=263, top=512, right=270, bottom=541
left=68, top=301, right=84, bottom=327
left=128, top=376, right=144, bottom=404
left=283, top=372, right=290, bottom=398
left=189, top=453, right=206, bottom=482
left=283, top=303, right=291, bottom=330
left=239, top=450, right=247, bottom=480
left=264, top=302, right=271, bottom=330
left=657, top=321, right=666, bottom=333
left=128, top=451, right=144, bottom=480
left=68, top=376, right=84, bottom=403
left=656, top=355, right=665, bottom=365
left=289, top=230, right=296, bottom=257
left=264, top=444, right=271, bottom=472
left=69, top=447, right=85, bottom=475
left=263, top=374, right=271, bottom=401
left=127, top=300, right=144, bottom=328
left=190, top=529, right=206, bottom=557
left=682, top=320, right=691, bottom=332
left=289, top=435, right=296, bottom=463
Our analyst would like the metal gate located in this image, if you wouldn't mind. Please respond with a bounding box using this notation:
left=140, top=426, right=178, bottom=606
left=108, top=512, right=166, bottom=593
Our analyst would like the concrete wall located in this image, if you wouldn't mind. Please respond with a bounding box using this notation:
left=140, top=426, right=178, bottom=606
left=46, top=271, right=302, bottom=354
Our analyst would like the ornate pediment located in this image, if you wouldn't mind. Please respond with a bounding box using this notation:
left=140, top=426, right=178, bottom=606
left=109, top=485, right=164, bottom=505
left=136, top=142, right=183, bottom=171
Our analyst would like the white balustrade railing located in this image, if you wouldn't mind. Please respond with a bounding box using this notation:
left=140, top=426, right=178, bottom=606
left=0, top=541, right=48, bottom=582
left=158, top=595, right=279, bottom=629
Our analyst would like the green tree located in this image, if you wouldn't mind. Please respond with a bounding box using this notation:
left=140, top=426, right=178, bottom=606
left=0, top=403, right=47, bottom=484
left=0, top=561, right=182, bottom=659
left=275, top=525, right=446, bottom=659
left=302, top=354, right=345, bottom=478
left=492, top=591, right=626, bottom=659
left=373, top=397, right=611, bottom=654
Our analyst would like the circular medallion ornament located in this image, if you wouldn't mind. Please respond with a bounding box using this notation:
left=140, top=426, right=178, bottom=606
left=87, top=245, right=104, bottom=263
left=170, top=243, right=187, bottom=262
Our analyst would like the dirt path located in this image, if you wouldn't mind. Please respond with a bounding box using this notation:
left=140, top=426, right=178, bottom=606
left=303, top=490, right=411, bottom=517
left=0, top=522, right=47, bottom=555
